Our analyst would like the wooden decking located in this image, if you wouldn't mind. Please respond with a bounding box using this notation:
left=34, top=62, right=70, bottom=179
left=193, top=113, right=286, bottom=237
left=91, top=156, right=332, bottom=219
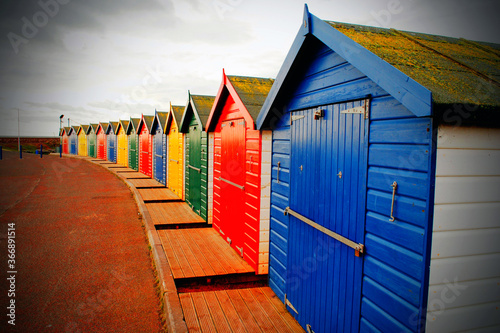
left=120, top=172, right=151, bottom=180
left=138, top=188, right=181, bottom=202
left=180, top=287, right=304, bottom=333
left=127, top=178, right=166, bottom=187
left=158, top=228, right=253, bottom=279
left=147, top=202, right=205, bottom=225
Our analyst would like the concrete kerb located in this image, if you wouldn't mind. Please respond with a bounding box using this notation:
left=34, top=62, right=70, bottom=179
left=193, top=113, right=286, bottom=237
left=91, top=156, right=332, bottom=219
left=68, top=155, right=188, bottom=333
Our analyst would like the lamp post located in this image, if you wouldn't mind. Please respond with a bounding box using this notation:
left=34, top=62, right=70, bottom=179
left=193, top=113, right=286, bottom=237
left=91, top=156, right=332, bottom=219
left=60, top=115, right=64, bottom=156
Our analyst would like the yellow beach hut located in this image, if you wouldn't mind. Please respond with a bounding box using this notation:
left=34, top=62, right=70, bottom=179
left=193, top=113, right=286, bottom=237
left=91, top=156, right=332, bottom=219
left=77, top=125, right=88, bottom=157
left=116, top=119, right=129, bottom=167
left=166, top=104, right=185, bottom=199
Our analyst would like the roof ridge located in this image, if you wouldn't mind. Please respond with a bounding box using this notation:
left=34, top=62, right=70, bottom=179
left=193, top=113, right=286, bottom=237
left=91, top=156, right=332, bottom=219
left=460, top=38, right=500, bottom=59
left=392, top=29, right=500, bottom=88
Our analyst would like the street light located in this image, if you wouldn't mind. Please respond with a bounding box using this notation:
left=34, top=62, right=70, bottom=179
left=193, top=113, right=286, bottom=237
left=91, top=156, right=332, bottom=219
left=59, top=115, right=64, bottom=155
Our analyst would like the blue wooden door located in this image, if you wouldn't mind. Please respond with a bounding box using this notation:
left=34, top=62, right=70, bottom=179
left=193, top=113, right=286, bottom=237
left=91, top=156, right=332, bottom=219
left=70, top=135, right=77, bottom=155
left=286, top=100, right=368, bottom=333
left=108, top=135, right=116, bottom=162
left=154, top=129, right=165, bottom=185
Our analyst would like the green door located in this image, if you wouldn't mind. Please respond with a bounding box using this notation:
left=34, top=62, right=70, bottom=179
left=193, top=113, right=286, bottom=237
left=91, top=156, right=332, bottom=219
left=129, top=132, right=138, bottom=171
left=88, top=133, right=96, bottom=157
left=187, top=124, right=202, bottom=216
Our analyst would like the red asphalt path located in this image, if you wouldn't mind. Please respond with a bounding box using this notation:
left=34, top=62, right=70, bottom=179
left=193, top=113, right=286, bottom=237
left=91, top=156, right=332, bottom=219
left=0, top=151, right=163, bottom=332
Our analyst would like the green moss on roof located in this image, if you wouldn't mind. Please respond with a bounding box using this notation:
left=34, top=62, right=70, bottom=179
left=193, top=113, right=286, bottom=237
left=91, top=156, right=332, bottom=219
left=191, top=95, right=216, bottom=127
left=156, top=112, right=169, bottom=129
left=143, top=116, right=155, bottom=131
left=227, top=76, right=275, bottom=121
left=328, top=22, right=500, bottom=108
left=171, top=106, right=184, bottom=125
left=130, top=118, right=140, bottom=130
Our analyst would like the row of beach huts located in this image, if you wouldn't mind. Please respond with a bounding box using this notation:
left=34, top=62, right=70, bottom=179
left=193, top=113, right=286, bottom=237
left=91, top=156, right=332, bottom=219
left=58, top=7, right=500, bottom=333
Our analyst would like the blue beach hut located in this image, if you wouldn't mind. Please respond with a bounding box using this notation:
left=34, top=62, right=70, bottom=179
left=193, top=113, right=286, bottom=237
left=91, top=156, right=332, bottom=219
left=106, top=122, right=118, bottom=163
left=257, top=6, right=500, bottom=333
left=151, top=110, right=169, bottom=185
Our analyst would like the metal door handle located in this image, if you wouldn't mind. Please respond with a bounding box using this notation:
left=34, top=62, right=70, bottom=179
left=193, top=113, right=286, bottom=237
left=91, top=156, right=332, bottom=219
left=390, top=181, right=398, bottom=222
left=170, top=159, right=179, bottom=163
left=218, top=177, right=245, bottom=190
left=284, top=207, right=364, bottom=256
left=188, top=165, right=201, bottom=173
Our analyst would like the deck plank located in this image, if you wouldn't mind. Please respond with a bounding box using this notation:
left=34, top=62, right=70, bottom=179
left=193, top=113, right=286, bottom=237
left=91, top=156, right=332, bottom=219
left=215, top=290, right=247, bottom=333
left=261, top=287, right=305, bottom=332
left=157, top=228, right=254, bottom=280
left=138, top=188, right=180, bottom=202
left=238, top=288, right=278, bottom=332
left=147, top=202, right=205, bottom=225
left=179, top=293, right=201, bottom=332
left=191, top=293, right=218, bottom=333
left=122, top=173, right=151, bottom=180
left=203, top=291, right=233, bottom=332
left=226, top=289, right=262, bottom=332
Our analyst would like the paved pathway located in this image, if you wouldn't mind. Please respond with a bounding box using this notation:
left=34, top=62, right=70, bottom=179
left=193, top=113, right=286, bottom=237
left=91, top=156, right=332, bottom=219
left=0, top=151, right=163, bottom=332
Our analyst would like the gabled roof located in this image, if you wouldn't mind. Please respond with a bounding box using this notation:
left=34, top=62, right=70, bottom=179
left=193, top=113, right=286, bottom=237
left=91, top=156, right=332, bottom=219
left=180, top=92, right=216, bottom=132
left=70, top=126, right=79, bottom=135
left=78, top=125, right=89, bottom=135
left=59, top=127, right=68, bottom=136
left=152, top=111, right=169, bottom=133
left=257, top=5, right=500, bottom=129
left=117, top=120, right=129, bottom=134
left=166, top=104, right=184, bottom=132
left=106, top=121, right=119, bottom=134
left=97, top=122, right=107, bottom=134
left=138, top=115, right=155, bottom=133
left=206, top=71, right=274, bottom=131
left=126, top=118, right=141, bottom=135
left=87, top=124, right=98, bottom=135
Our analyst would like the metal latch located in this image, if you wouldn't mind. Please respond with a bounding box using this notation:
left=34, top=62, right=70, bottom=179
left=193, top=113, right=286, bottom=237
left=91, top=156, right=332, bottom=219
left=314, top=109, right=324, bottom=120
left=307, top=324, right=315, bottom=333
left=236, top=245, right=244, bottom=257
left=284, top=294, right=299, bottom=314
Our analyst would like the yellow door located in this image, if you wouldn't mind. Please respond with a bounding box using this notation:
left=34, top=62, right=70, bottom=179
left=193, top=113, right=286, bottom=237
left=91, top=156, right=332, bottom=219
left=117, top=131, right=128, bottom=167
left=168, top=123, right=183, bottom=199
left=78, top=132, right=87, bottom=156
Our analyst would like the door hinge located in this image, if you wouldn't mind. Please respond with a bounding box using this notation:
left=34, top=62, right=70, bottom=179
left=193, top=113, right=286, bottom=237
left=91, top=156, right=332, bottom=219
left=284, top=294, right=299, bottom=314
left=236, top=245, right=244, bottom=257
left=340, top=99, right=370, bottom=119
left=290, top=114, right=305, bottom=125
left=306, top=324, right=315, bottom=333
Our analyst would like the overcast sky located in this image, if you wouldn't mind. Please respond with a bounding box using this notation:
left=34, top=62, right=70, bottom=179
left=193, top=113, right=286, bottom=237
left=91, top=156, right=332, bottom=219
left=0, top=0, right=499, bottom=137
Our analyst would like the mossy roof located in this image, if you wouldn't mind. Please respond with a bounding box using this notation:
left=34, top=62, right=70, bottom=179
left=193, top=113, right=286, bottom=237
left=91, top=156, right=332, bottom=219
left=191, top=95, right=216, bottom=127
left=328, top=22, right=500, bottom=108
left=227, top=76, right=275, bottom=121
left=170, top=105, right=184, bottom=125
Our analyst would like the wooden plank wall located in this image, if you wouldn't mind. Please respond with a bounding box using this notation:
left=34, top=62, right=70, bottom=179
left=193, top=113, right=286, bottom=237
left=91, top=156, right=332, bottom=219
left=426, top=125, right=500, bottom=332
left=268, top=39, right=434, bottom=332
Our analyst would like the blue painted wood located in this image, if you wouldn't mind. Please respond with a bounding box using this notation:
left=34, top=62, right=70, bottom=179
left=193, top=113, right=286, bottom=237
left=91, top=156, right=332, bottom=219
left=153, top=127, right=166, bottom=185
left=365, top=212, right=425, bottom=254
left=363, top=277, right=419, bottom=331
left=107, top=132, right=117, bottom=163
left=285, top=101, right=367, bottom=333
left=262, top=16, right=435, bottom=332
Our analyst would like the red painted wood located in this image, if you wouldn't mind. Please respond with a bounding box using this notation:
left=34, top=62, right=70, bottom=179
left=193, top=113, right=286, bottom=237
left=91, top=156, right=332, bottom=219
left=96, top=126, right=107, bottom=160
left=62, top=133, right=69, bottom=154
left=139, top=123, right=152, bottom=178
left=211, top=88, right=262, bottom=272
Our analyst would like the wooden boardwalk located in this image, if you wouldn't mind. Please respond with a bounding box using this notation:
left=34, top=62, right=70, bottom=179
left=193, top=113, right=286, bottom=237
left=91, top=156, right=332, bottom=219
left=180, top=287, right=304, bottom=333
left=147, top=202, right=205, bottom=225
left=158, top=228, right=253, bottom=279
left=138, top=188, right=181, bottom=202
left=80, top=156, right=304, bottom=333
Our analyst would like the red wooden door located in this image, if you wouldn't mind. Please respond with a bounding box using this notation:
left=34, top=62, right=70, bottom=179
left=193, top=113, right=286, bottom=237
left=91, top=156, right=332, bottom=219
left=219, top=118, right=246, bottom=255
left=63, top=135, right=69, bottom=154
left=139, top=127, right=151, bottom=177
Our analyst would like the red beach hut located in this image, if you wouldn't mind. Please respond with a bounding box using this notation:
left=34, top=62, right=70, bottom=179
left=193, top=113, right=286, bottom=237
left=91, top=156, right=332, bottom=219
left=61, top=127, right=70, bottom=154
left=206, top=72, right=274, bottom=274
left=138, top=114, right=154, bottom=178
left=96, top=122, right=107, bottom=160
